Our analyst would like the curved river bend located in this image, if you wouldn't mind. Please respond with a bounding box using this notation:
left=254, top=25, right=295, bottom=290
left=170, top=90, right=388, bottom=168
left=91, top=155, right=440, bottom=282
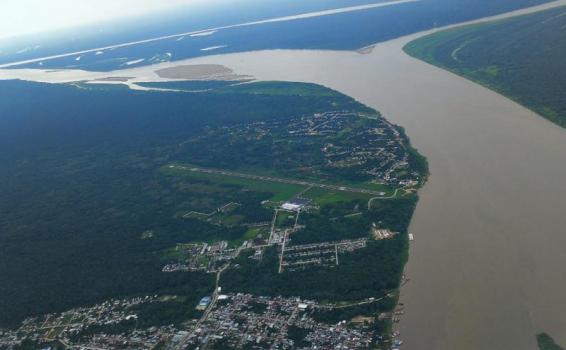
left=1, top=2, right=566, bottom=348
left=180, top=3, right=566, bottom=349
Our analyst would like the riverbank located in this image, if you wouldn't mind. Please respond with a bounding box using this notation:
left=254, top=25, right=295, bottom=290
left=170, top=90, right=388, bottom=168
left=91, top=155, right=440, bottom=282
left=2, top=1, right=566, bottom=348
left=404, top=5, right=566, bottom=128
left=168, top=2, right=566, bottom=348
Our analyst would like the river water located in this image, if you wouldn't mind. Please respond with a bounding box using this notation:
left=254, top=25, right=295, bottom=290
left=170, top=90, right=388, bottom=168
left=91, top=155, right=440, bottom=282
left=2, top=1, right=566, bottom=348
left=177, top=3, right=566, bottom=349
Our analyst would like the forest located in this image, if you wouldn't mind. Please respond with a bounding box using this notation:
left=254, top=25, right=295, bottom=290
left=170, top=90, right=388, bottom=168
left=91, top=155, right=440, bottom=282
left=223, top=236, right=409, bottom=302
left=0, top=79, right=423, bottom=332
left=293, top=197, right=417, bottom=245
left=0, top=80, right=360, bottom=327
left=405, top=6, right=566, bottom=127
left=537, top=333, right=564, bottom=350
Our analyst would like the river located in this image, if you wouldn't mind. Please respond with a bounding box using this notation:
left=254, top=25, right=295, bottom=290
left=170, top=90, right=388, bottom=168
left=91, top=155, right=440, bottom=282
left=175, top=2, right=566, bottom=349
left=2, top=1, right=566, bottom=348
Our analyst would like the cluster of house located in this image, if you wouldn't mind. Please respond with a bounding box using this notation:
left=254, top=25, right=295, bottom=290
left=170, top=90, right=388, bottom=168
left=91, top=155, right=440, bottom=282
left=180, top=293, right=376, bottom=349
left=162, top=240, right=238, bottom=273
left=0, top=296, right=173, bottom=350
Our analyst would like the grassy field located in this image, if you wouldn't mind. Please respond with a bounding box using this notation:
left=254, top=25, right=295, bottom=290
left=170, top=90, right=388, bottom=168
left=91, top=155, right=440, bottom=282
left=165, top=163, right=402, bottom=197
left=537, top=333, right=564, bottom=350
left=302, top=187, right=373, bottom=206
left=243, top=227, right=264, bottom=241
left=404, top=6, right=566, bottom=128
left=163, top=166, right=306, bottom=202
left=164, top=165, right=405, bottom=210
left=275, top=210, right=296, bottom=229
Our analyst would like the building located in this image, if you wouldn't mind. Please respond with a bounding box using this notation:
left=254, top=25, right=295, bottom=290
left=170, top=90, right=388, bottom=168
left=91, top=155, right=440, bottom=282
left=196, top=296, right=212, bottom=310
left=281, top=197, right=311, bottom=211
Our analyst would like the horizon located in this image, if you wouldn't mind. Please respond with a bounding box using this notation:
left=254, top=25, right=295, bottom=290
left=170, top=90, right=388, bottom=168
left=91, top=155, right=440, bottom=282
left=0, top=0, right=220, bottom=40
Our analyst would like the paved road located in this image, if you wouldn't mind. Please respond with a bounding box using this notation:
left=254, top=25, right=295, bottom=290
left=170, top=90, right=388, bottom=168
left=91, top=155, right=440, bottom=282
left=173, top=263, right=230, bottom=350
left=181, top=1, right=566, bottom=347
left=169, top=165, right=388, bottom=197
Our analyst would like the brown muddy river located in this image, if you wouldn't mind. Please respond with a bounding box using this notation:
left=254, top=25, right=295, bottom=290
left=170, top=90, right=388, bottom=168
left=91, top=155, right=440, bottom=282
left=180, top=4, right=566, bottom=349
left=2, top=1, right=566, bottom=348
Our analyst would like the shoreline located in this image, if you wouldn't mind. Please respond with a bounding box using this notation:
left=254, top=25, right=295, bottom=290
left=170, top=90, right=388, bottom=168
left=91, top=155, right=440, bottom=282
left=2, top=1, right=565, bottom=88
left=1, top=0, right=566, bottom=348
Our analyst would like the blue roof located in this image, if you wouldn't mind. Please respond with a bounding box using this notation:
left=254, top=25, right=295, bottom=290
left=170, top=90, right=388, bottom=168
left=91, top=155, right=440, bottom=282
left=199, top=296, right=212, bottom=305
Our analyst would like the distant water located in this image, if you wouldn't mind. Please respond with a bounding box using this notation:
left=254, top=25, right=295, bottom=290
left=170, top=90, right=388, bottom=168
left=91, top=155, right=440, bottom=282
left=173, top=2, right=566, bottom=348
left=0, top=0, right=552, bottom=71
left=2, top=1, right=566, bottom=348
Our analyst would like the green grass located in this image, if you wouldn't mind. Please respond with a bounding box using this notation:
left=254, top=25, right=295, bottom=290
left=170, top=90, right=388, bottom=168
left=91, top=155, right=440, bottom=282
left=275, top=210, right=296, bottom=229
left=163, top=167, right=305, bottom=202
left=303, top=187, right=373, bottom=206
left=218, top=214, right=244, bottom=226
left=196, top=255, right=210, bottom=266
left=537, top=333, right=564, bottom=350
left=160, top=246, right=185, bottom=261
left=230, top=227, right=269, bottom=248
left=360, top=182, right=396, bottom=194
left=243, top=228, right=263, bottom=240
left=165, top=164, right=400, bottom=200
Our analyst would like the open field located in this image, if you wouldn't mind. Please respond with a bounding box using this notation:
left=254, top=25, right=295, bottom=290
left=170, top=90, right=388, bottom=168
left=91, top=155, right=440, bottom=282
left=163, top=166, right=305, bottom=203
left=404, top=5, right=566, bottom=127
left=275, top=210, right=296, bottom=229
left=302, top=187, right=374, bottom=206
left=168, top=165, right=396, bottom=197
left=166, top=164, right=399, bottom=210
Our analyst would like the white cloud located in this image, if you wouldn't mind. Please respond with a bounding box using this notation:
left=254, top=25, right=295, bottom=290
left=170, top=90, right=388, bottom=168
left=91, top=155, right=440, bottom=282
left=0, top=0, right=211, bottom=39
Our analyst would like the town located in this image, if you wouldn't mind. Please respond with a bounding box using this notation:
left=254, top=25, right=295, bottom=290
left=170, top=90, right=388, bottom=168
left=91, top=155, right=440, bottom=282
left=171, top=293, right=377, bottom=349
left=162, top=196, right=399, bottom=275
left=0, top=193, right=407, bottom=350
left=0, top=105, right=421, bottom=350
left=178, top=110, right=422, bottom=188
left=0, top=296, right=173, bottom=349
left=0, top=292, right=408, bottom=350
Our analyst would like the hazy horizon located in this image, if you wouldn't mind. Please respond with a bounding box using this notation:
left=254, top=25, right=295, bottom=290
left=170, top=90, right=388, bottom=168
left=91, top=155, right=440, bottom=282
left=0, top=0, right=221, bottom=40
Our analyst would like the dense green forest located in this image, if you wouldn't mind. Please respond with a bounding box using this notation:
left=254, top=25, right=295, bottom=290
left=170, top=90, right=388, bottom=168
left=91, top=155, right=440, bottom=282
left=404, top=6, right=566, bottom=127
left=538, top=333, right=565, bottom=350
left=223, top=235, right=409, bottom=301
left=221, top=196, right=417, bottom=303
left=0, top=80, right=366, bottom=327
left=0, top=79, right=424, bottom=332
left=293, top=197, right=417, bottom=245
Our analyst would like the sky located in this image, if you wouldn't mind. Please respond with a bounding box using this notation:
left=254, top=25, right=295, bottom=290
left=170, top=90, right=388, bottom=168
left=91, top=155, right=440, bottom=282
left=0, top=0, right=213, bottom=39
